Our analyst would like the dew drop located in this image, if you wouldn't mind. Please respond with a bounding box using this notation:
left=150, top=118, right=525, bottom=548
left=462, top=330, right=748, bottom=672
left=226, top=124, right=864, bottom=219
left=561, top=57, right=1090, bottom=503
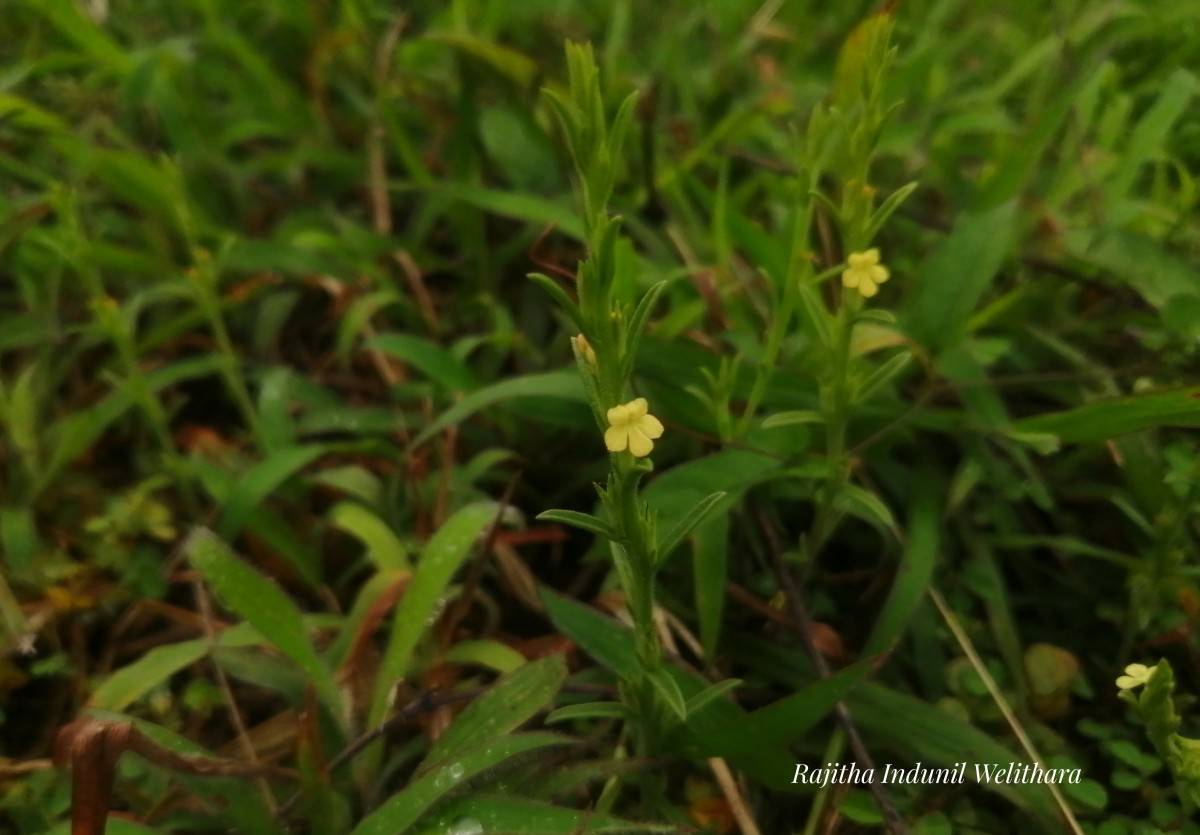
left=446, top=816, right=483, bottom=835
left=447, top=762, right=465, bottom=781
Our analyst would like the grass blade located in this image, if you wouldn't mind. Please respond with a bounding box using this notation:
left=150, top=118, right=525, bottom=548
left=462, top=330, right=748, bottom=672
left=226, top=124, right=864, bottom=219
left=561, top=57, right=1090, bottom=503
left=184, top=529, right=342, bottom=717
left=370, top=503, right=501, bottom=724
left=350, top=734, right=575, bottom=835
left=423, top=654, right=567, bottom=767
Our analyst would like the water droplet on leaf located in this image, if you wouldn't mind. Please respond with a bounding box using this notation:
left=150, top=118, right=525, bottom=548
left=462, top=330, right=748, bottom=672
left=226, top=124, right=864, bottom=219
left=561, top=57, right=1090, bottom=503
left=447, top=816, right=483, bottom=835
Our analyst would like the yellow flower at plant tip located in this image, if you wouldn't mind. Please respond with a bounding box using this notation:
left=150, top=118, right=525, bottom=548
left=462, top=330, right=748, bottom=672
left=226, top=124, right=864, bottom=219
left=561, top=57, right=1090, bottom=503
left=1116, top=663, right=1156, bottom=691
left=841, top=248, right=890, bottom=298
left=605, top=397, right=664, bottom=458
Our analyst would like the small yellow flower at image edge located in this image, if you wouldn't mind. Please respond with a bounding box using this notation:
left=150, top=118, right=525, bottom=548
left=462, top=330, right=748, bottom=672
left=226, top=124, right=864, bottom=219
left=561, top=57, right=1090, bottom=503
left=1116, top=662, right=1156, bottom=692
left=841, top=248, right=890, bottom=298
left=604, top=397, right=664, bottom=458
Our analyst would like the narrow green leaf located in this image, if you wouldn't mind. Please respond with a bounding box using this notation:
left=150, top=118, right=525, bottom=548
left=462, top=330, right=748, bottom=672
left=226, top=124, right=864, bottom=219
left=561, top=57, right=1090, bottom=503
left=1109, top=69, right=1197, bottom=199
left=3, top=364, right=41, bottom=480
left=622, top=280, right=668, bottom=380
left=692, top=514, right=729, bottom=662
left=539, top=588, right=638, bottom=679
left=849, top=684, right=1062, bottom=825
left=688, top=656, right=875, bottom=757
left=762, top=410, right=824, bottom=429
left=27, top=0, right=129, bottom=68
left=642, top=449, right=778, bottom=542
left=442, top=640, right=527, bottom=674
left=0, top=505, right=40, bottom=576
left=536, top=509, right=618, bottom=541
left=426, top=32, right=539, bottom=90
left=1012, top=387, right=1200, bottom=443
left=215, top=445, right=328, bottom=542
left=0, top=313, right=51, bottom=353
left=309, top=465, right=382, bottom=505
left=88, top=624, right=262, bottom=711
left=366, top=333, right=480, bottom=393
left=0, top=563, right=29, bottom=646
left=1070, top=229, right=1200, bottom=310
left=335, top=290, right=402, bottom=365
left=350, top=734, right=574, bottom=835
left=423, top=654, right=567, bottom=766
left=371, top=503, right=500, bottom=724
left=834, top=484, right=900, bottom=538
left=976, top=72, right=1084, bottom=209
left=863, top=480, right=940, bottom=656
left=646, top=666, right=688, bottom=721
left=295, top=406, right=404, bottom=438
left=528, top=273, right=585, bottom=333
left=863, top=181, right=919, bottom=243
left=797, top=282, right=835, bottom=351
left=325, top=569, right=407, bottom=670
left=184, top=530, right=341, bottom=715
left=329, top=501, right=409, bottom=572
left=534, top=602, right=803, bottom=790
left=854, top=352, right=913, bottom=404
left=89, top=150, right=187, bottom=234
left=256, top=367, right=297, bottom=453
left=684, top=678, right=742, bottom=717
left=545, top=702, right=629, bottom=724
left=410, top=372, right=586, bottom=450
left=90, top=640, right=206, bottom=711
left=655, top=491, right=726, bottom=563
left=408, top=182, right=584, bottom=241
left=902, top=201, right=1017, bottom=352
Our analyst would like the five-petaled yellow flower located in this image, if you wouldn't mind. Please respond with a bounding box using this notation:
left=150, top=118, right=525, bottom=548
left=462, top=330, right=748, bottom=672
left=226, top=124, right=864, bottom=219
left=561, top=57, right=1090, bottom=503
left=1116, top=663, right=1156, bottom=692
left=841, top=248, right=890, bottom=298
left=605, top=397, right=664, bottom=458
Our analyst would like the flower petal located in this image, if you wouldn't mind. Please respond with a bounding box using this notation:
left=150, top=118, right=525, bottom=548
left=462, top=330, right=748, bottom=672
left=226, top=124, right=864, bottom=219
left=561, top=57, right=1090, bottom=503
left=841, top=268, right=860, bottom=288
left=640, top=414, right=664, bottom=439
left=871, top=265, right=890, bottom=285
left=628, top=397, right=648, bottom=418
left=604, top=426, right=628, bottom=452
left=858, top=279, right=879, bottom=298
left=607, top=403, right=630, bottom=426
left=628, top=429, right=654, bottom=457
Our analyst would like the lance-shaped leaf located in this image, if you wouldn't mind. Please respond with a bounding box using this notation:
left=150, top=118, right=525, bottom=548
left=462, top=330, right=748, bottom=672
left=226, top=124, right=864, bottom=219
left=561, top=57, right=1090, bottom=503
left=184, top=530, right=342, bottom=716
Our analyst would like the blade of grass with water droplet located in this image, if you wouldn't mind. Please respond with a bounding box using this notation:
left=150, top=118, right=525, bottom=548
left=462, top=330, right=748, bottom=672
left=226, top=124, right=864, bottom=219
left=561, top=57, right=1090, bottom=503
left=350, top=734, right=575, bottom=835
left=184, top=529, right=342, bottom=718
left=422, top=654, right=567, bottom=768
left=369, top=502, right=502, bottom=724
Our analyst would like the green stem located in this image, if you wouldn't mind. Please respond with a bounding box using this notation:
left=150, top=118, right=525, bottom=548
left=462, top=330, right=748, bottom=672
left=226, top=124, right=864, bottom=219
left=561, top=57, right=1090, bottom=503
left=808, top=292, right=861, bottom=563
left=613, top=459, right=661, bottom=673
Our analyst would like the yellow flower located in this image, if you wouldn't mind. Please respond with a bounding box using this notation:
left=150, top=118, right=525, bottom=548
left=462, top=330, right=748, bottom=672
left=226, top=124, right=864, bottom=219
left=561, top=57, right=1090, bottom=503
left=841, top=248, right=890, bottom=298
left=1116, top=663, right=1156, bottom=691
left=604, top=397, right=664, bottom=458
